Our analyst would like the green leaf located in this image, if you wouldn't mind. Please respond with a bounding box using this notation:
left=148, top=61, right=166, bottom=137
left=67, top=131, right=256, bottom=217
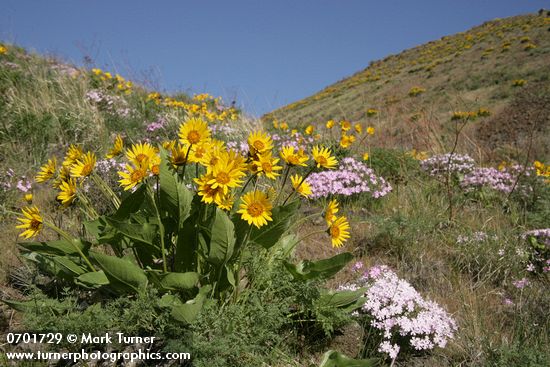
left=154, top=272, right=200, bottom=291
left=75, top=271, right=110, bottom=288
left=18, top=239, right=89, bottom=257
left=284, top=252, right=354, bottom=281
left=113, top=184, right=147, bottom=220
left=104, top=217, right=158, bottom=246
left=159, top=148, right=193, bottom=226
left=174, top=216, right=198, bottom=272
left=51, top=256, right=87, bottom=276
left=89, top=252, right=148, bottom=294
left=208, top=208, right=236, bottom=265
left=317, top=289, right=366, bottom=312
left=159, top=286, right=212, bottom=324
left=319, top=350, right=379, bottom=367
left=250, top=200, right=300, bottom=249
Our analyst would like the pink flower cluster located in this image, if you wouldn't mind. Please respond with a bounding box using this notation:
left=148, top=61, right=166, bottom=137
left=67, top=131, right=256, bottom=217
left=271, top=131, right=313, bottom=151
left=306, top=158, right=392, bottom=199
left=343, top=265, right=457, bottom=360
left=420, top=153, right=475, bottom=177
left=522, top=229, right=550, bottom=273
left=460, top=165, right=537, bottom=195
left=86, top=89, right=131, bottom=117
left=145, top=116, right=167, bottom=132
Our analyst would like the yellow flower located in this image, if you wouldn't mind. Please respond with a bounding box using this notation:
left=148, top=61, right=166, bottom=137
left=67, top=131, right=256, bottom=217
left=118, top=164, right=147, bottom=191
left=179, top=117, right=211, bottom=145
left=24, top=193, right=33, bottom=203
left=188, top=141, right=211, bottom=164
left=326, top=119, right=335, bottom=129
left=36, top=158, right=57, bottom=183
left=63, top=144, right=83, bottom=167
left=280, top=122, right=289, bottom=131
left=237, top=190, right=273, bottom=228
left=91, top=68, right=102, bottom=75
left=367, top=126, right=375, bottom=135
left=324, top=199, right=339, bottom=225
left=340, top=120, right=352, bottom=131
left=363, top=152, right=369, bottom=161
left=57, top=178, right=77, bottom=206
left=340, top=134, right=354, bottom=149
left=0, top=45, right=7, bottom=54
left=169, top=144, right=190, bottom=167
left=280, top=146, right=308, bottom=167
left=291, top=129, right=298, bottom=135
left=126, top=142, right=157, bottom=167
left=206, top=153, right=246, bottom=195
left=312, top=146, right=338, bottom=169
left=305, top=125, right=314, bottom=135
left=248, top=130, right=273, bottom=155
left=106, top=134, right=124, bottom=158
left=354, top=123, right=363, bottom=134
left=16, top=206, right=43, bottom=239
left=254, top=152, right=283, bottom=180
left=200, top=140, right=226, bottom=167
left=70, top=152, right=96, bottom=178
left=366, top=108, right=378, bottom=117
left=290, top=174, right=312, bottom=198
left=272, top=120, right=279, bottom=129
left=216, top=192, right=234, bottom=211
left=329, top=216, right=350, bottom=248
left=195, top=173, right=224, bottom=204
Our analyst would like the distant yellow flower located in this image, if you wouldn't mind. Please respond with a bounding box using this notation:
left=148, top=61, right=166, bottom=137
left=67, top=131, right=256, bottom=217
left=106, top=134, right=124, bottom=158
left=0, top=45, right=7, bottom=54
left=36, top=158, right=57, bottom=183
left=280, top=122, right=289, bottom=131
left=24, top=193, right=33, bottom=203
left=57, top=178, right=77, bottom=206
left=254, top=152, right=283, bottom=180
left=329, top=216, right=350, bottom=248
left=305, top=125, right=314, bottom=135
left=367, top=126, right=375, bottom=135
left=237, top=190, right=273, bottom=228
left=70, top=152, right=96, bottom=178
left=290, top=174, right=312, bottom=198
left=340, top=120, right=352, bottom=131
left=312, top=146, right=337, bottom=169
left=340, top=134, right=353, bottom=149
left=326, top=120, right=335, bottom=129
left=324, top=199, right=339, bottom=225
left=366, top=108, right=378, bottom=117
left=179, top=117, right=210, bottom=146
left=91, top=68, right=102, bottom=75
left=248, top=130, right=273, bottom=155
left=118, top=164, right=147, bottom=191
left=280, top=146, right=308, bottom=167
left=272, top=120, right=279, bottom=129
left=126, top=142, right=156, bottom=167
left=363, top=152, right=369, bottom=161
left=354, top=123, right=363, bottom=134
left=16, top=206, right=43, bottom=239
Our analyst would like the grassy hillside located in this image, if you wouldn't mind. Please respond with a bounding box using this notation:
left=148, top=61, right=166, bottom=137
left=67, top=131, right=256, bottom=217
left=263, top=13, right=550, bottom=161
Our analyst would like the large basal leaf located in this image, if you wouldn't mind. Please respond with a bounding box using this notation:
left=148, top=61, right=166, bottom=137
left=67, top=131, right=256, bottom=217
left=75, top=270, right=110, bottom=288
left=159, top=148, right=193, bottom=226
left=149, top=271, right=200, bottom=291
left=174, top=216, right=198, bottom=272
left=159, top=286, right=211, bottom=324
left=249, top=200, right=300, bottom=249
left=104, top=217, right=158, bottom=246
left=18, top=239, right=89, bottom=257
left=51, top=256, right=88, bottom=276
left=113, top=184, right=147, bottom=220
left=319, top=350, right=379, bottom=367
left=208, top=208, right=236, bottom=265
left=317, top=289, right=366, bottom=312
left=89, top=252, right=148, bottom=294
left=284, top=252, right=354, bottom=281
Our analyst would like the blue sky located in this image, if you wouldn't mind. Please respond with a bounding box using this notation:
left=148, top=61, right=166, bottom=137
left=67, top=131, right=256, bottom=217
left=1, top=1, right=547, bottom=116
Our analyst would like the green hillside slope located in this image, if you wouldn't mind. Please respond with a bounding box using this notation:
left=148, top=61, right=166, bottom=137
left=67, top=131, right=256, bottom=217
left=263, top=13, right=550, bottom=160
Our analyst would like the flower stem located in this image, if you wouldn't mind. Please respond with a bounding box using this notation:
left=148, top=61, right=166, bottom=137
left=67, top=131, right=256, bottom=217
left=44, top=222, right=97, bottom=272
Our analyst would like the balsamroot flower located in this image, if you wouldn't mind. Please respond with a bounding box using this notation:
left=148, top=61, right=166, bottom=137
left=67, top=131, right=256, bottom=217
left=237, top=190, right=273, bottom=228
left=16, top=206, right=43, bottom=239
